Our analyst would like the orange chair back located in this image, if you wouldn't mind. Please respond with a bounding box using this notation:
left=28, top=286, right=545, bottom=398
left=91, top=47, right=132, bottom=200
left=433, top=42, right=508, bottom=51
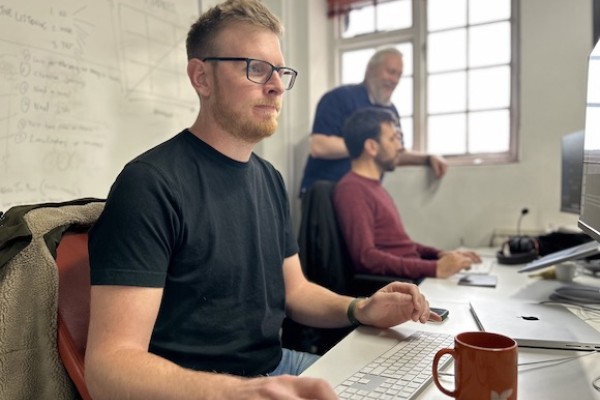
left=56, top=232, right=93, bottom=400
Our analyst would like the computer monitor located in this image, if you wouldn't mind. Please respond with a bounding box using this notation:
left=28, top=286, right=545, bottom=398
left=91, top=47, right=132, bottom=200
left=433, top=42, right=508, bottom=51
left=578, top=39, right=600, bottom=243
left=561, top=130, right=585, bottom=214
left=519, top=40, right=600, bottom=273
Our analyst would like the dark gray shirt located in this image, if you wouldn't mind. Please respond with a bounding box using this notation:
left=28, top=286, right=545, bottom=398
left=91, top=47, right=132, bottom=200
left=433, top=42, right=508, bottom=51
left=89, top=130, right=298, bottom=376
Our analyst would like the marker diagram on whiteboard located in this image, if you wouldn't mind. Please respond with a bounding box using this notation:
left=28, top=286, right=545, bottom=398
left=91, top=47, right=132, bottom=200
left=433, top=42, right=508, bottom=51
left=0, top=0, right=198, bottom=210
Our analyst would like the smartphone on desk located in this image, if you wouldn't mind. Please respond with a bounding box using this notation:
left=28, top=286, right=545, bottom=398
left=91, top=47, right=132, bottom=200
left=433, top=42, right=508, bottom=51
left=430, top=307, right=449, bottom=321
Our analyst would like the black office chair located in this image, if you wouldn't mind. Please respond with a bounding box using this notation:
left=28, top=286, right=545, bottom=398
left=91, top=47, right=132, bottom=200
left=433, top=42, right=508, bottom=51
left=299, top=180, right=416, bottom=295
left=282, top=181, right=414, bottom=354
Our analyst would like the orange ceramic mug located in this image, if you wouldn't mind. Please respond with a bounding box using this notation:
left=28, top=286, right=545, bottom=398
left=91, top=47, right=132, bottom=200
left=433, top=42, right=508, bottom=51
left=432, top=331, right=518, bottom=400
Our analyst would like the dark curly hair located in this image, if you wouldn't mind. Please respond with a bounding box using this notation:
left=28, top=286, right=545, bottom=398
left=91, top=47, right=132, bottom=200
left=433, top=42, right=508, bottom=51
left=343, top=108, right=399, bottom=159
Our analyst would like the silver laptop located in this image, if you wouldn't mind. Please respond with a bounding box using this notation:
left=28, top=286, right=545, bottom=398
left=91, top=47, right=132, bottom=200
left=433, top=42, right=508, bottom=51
left=470, top=299, right=600, bottom=351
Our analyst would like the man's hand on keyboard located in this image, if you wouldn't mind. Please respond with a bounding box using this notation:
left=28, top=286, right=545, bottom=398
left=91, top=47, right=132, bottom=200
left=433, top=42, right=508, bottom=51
left=436, top=250, right=482, bottom=278
left=352, top=282, right=440, bottom=328
left=233, top=375, right=338, bottom=400
left=455, top=249, right=482, bottom=263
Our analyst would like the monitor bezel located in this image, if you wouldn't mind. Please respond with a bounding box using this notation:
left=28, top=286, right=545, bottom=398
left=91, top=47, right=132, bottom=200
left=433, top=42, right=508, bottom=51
left=560, top=130, right=585, bottom=214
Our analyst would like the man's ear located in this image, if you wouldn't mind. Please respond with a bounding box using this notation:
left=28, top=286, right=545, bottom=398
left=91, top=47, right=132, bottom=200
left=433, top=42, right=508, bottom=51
left=364, top=138, right=379, bottom=157
left=187, top=58, right=211, bottom=96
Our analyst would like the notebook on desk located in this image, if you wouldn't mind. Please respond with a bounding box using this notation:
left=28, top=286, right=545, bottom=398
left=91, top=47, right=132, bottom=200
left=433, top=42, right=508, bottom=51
left=470, top=299, right=600, bottom=351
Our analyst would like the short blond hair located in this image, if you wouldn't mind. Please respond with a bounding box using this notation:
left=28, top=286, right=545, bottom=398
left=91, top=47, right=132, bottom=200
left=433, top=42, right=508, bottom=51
left=186, top=0, right=283, bottom=60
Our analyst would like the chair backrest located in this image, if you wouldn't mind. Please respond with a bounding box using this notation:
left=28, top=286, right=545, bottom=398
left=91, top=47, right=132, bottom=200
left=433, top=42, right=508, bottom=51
left=298, top=180, right=418, bottom=297
left=298, top=180, right=354, bottom=295
left=56, top=231, right=93, bottom=400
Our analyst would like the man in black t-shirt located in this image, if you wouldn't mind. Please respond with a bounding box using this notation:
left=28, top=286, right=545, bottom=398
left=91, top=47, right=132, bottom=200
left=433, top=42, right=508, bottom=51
left=84, top=1, right=440, bottom=399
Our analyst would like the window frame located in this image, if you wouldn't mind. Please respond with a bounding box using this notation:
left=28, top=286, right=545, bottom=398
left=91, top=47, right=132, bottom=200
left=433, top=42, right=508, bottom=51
left=331, top=0, right=520, bottom=166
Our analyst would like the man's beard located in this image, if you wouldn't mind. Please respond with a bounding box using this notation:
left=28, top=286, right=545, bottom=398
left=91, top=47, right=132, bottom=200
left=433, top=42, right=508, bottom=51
left=371, top=86, right=393, bottom=106
left=212, top=81, right=279, bottom=143
left=375, top=152, right=397, bottom=172
left=367, top=79, right=394, bottom=106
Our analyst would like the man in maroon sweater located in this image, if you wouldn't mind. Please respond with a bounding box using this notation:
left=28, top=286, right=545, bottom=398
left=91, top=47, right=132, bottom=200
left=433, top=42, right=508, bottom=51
left=333, top=108, right=481, bottom=280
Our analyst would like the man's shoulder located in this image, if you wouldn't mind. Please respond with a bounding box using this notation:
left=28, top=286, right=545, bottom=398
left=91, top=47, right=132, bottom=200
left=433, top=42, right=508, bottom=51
left=337, top=171, right=356, bottom=185
left=251, top=154, right=286, bottom=186
left=119, top=130, right=204, bottom=187
left=323, top=83, right=366, bottom=99
left=337, top=172, right=384, bottom=197
left=336, top=172, right=367, bottom=193
left=133, top=130, right=189, bottom=163
left=317, top=84, right=371, bottom=114
left=333, top=173, right=378, bottom=214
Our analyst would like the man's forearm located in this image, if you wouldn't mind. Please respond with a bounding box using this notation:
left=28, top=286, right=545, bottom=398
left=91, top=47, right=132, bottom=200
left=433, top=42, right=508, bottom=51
left=397, top=150, right=429, bottom=166
left=86, top=348, right=242, bottom=400
left=285, top=281, right=354, bottom=329
left=309, top=133, right=350, bottom=159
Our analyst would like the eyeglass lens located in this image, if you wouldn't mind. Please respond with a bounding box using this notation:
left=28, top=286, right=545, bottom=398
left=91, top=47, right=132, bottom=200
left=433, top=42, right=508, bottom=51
left=247, top=59, right=295, bottom=89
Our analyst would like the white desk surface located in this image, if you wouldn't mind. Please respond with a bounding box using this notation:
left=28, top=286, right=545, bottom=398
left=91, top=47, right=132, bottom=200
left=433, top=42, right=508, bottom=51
left=301, top=253, right=600, bottom=399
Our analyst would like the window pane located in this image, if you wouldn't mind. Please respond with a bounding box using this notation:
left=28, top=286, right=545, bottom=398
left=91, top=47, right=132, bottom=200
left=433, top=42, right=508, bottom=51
left=469, top=0, right=510, bottom=25
left=401, top=116, right=414, bottom=150
left=396, top=42, right=413, bottom=76
left=427, top=29, right=467, bottom=73
left=469, top=22, right=511, bottom=67
left=336, top=0, right=514, bottom=162
left=468, top=110, right=510, bottom=153
left=428, top=71, right=466, bottom=114
left=392, top=43, right=414, bottom=116
left=342, top=5, right=375, bottom=38
left=393, top=75, right=413, bottom=116
left=428, top=113, right=467, bottom=155
left=341, top=49, right=374, bottom=84
left=377, top=0, right=412, bottom=31
left=428, top=0, right=466, bottom=31
left=469, top=66, right=510, bottom=110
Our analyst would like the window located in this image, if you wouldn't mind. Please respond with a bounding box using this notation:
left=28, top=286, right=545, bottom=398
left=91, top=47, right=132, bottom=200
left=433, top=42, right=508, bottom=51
left=335, top=0, right=517, bottom=164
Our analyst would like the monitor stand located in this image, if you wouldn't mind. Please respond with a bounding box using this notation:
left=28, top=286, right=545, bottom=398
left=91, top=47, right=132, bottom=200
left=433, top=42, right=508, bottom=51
left=518, top=240, right=600, bottom=273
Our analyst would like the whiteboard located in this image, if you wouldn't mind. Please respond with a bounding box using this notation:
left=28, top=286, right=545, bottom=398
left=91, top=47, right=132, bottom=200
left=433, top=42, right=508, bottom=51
left=0, top=0, right=199, bottom=210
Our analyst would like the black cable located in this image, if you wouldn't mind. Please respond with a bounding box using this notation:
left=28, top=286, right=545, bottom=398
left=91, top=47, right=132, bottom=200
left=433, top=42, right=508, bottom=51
left=540, top=300, right=600, bottom=313
left=549, top=286, right=600, bottom=305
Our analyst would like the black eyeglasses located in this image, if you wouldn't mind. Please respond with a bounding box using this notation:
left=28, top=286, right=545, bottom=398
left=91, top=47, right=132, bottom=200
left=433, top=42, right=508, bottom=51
left=202, top=57, right=298, bottom=90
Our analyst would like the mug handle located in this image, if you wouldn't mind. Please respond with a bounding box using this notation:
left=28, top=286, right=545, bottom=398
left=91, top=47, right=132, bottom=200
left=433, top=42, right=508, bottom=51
left=432, top=348, right=457, bottom=397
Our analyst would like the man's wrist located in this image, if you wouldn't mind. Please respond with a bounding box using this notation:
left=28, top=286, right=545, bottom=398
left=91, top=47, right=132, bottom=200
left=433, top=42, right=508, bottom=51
left=347, top=297, right=367, bottom=326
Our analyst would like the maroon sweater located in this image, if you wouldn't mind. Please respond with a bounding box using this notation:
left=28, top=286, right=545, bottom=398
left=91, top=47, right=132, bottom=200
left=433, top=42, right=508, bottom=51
left=333, top=172, right=439, bottom=279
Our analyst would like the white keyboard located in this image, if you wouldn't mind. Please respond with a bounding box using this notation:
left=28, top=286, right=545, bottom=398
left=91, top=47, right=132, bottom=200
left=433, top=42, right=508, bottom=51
left=461, top=258, right=495, bottom=275
left=334, top=331, right=454, bottom=399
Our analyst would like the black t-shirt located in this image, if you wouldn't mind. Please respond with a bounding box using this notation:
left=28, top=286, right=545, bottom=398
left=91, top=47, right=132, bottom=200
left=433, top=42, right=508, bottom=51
left=89, top=130, right=298, bottom=376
